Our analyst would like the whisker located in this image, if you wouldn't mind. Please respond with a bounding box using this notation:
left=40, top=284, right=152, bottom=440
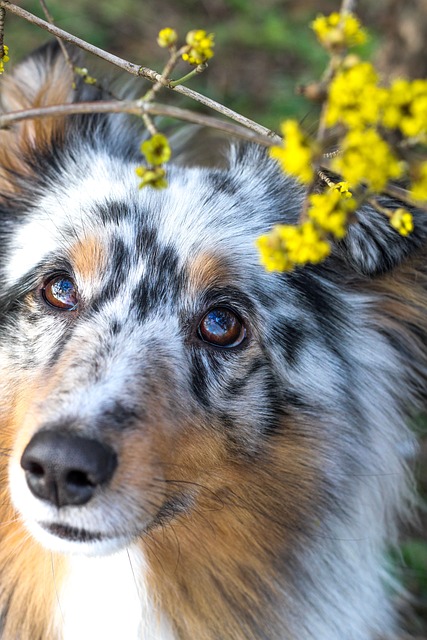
left=50, top=553, right=65, bottom=626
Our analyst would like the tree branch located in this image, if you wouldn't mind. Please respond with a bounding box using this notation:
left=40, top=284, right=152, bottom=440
left=0, top=99, right=279, bottom=146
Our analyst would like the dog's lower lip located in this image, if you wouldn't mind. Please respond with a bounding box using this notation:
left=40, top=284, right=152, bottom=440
left=43, top=523, right=104, bottom=543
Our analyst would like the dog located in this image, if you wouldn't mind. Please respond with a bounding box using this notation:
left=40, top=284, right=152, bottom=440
left=0, top=43, right=426, bottom=640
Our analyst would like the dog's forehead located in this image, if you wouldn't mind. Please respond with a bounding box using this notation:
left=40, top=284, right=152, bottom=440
left=6, top=155, right=264, bottom=288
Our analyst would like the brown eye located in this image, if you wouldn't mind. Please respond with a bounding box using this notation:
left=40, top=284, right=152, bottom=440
left=198, top=307, right=246, bottom=348
left=42, top=274, right=79, bottom=310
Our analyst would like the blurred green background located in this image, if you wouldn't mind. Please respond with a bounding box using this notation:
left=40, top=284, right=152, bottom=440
left=2, top=0, right=427, bottom=636
left=1, top=0, right=395, bottom=130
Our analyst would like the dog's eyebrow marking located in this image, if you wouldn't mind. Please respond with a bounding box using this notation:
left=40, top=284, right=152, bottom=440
left=187, top=252, right=232, bottom=292
left=69, top=235, right=107, bottom=283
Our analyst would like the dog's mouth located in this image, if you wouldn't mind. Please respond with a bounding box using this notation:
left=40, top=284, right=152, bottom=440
left=42, top=522, right=105, bottom=543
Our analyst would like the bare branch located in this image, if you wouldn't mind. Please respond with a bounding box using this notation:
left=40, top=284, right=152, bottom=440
left=340, top=0, right=357, bottom=14
left=0, top=99, right=280, bottom=146
left=0, top=1, right=276, bottom=140
left=38, top=0, right=74, bottom=72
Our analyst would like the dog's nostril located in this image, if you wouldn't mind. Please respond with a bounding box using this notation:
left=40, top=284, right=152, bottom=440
left=66, top=470, right=95, bottom=488
left=21, top=431, right=117, bottom=508
left=26, top=461, right=45, bottom=478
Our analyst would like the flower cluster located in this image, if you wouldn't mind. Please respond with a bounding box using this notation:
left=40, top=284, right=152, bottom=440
left=382, top=78, right=427, bottom=138
left=326, top=61, right=427, bottom=141
left=258, top=11, right=427, bottom=273
left=332, top=127, right=403, bottom=192
left=325, top=61, right=384, bottom=129
left=256, top=184, right=355, bottom=272
left=390, top=208, right=414, bottom=236
left=269, top=120, right=317, bottom=184
left=308, top=188, right=356, bottom=239
left=311, top=12, right=367, bottom=51
left=0, top=45, right=10, bottom=74
left=182, top=30, right=215, bottom=66
left=256, top=222, right=331, bottom=272
left=136, top=133, right=171, bottom=189
left=324, top=58, right=427, bottom=198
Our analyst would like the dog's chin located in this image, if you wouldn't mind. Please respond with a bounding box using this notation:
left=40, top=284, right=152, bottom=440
left=27, top=520, right=133, bottom=557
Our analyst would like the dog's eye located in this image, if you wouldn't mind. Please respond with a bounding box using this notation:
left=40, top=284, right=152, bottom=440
left=198, top=308, right=246, bottom=348
left=42, top=275, right=78, bottom=310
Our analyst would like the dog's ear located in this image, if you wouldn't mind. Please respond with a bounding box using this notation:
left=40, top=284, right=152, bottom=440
left=0, top=42, right=83, bottom=197
left=0, top=41, right=77, bottom=150
left=334, top=199, right=427, bottom=276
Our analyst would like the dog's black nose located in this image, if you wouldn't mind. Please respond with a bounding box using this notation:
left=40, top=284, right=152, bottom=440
left=21, top=431, right=117, bottom=507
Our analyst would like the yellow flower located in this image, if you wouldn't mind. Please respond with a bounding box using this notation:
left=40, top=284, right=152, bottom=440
left=255, top=231, right=295, bottom=272
left=74, top=66, right=97, bottom=85
left=311, top=12, right=367, bottom=51
left=269, top=120, right=316, bottom=184
left=332, top=181, right=353, bottom=198
left=141, top=134, right=172, bottom=166
left=410, top=162, right=427, bottom=202
left=332, top=128, right=403, bottom=191
left=135, top=166, right=168, bottom=189
left=256, top=221, right=331, bottom=272
left=382, top=78, right=427, bottom=138
left=325, top=62, right=386, bottom=128
left=286, top=222, right=331, bottom=265
left=0, top=44, right=10, bottom=75
left=389, top=208, right=414, bottom=236
left=182, top=30, right=215, bottom=65
left=157, top=28, right=178, bottom=48
left=308, top=189, right=355, bottom=239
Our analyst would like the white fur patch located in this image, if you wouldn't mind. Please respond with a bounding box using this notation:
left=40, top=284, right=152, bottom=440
left=57, top=545, right=176, bottom=640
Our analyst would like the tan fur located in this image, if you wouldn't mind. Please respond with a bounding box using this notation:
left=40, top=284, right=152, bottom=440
left=0, top=397, right=68, bottom=640
left=144, top=423, right=321, bottom=639
left=187, top=252, right=233, bottom=291
left=70, top=236, right=108, bottom=285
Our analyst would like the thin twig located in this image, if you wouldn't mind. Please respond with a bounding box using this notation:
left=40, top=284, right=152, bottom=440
left=0, top=0, right=276, bottom=139
left=340, top=0, right=358, bottom=14
left=142, top=45, right=187, bottom=102
left=0, top=99, right=279, bottom=146
left=38, top=0, right=74, bottom=72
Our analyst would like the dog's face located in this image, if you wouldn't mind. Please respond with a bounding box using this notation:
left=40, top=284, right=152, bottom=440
left=2, top=140, right=316, bottom=556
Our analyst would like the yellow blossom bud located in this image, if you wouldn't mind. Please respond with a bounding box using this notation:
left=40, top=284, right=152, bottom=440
left=332, top=181, right=353, bottom=198
left=332, top=128, right=403, bottom=191
left=325, top=62, right=386, bottom=129
left=311, top=12, right=367, bottom=52
left=135, top=166, right=168, bottom=189
left=0, top=44, right=10, bottom=75
left=308, top=189, right=355, bottom=240
left=256, top=221, right=331, bottom=273
left=389, top=208, right=414, bottom=236
left=382, top=78, right=427, bottom=138
left=269, top=120, right=317, bottom=185
left=182, top=30, right=215, bottom=66
left=141, top=133, right=172, bottom=166
left=255, top=232, right=294, bottom=272
left=157, top=28, right=178, bottom=48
